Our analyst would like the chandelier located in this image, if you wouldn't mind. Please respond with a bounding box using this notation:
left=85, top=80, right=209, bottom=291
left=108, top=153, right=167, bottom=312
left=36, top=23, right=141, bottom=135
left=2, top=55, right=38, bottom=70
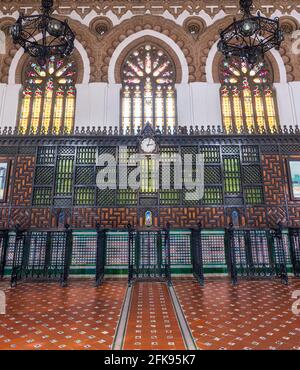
left=10, top=0, right=75, bottom=65
left=218, top=0, right=284, bottom=64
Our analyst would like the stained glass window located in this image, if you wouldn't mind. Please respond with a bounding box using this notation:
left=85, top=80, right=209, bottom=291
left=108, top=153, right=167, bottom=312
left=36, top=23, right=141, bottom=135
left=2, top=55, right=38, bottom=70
left=121, top=44, right=177, bottom=133
left=220, top=58, right=278, bottom=133
left=18, top=56, right=76, bottom=135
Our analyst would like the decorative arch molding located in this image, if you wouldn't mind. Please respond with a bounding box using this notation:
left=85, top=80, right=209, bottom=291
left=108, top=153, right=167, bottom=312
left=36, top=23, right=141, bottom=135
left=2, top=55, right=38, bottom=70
left=110, top=33, right=186, bottom=85
left=100, top=15, right=195, bottom=83
left=279, top=16, right=300, bottom=82
left=8, top=39, right=89, bottom=85
left=0, top=17, right=18, bottom=83
left=206, top=40, right=284, bottom=84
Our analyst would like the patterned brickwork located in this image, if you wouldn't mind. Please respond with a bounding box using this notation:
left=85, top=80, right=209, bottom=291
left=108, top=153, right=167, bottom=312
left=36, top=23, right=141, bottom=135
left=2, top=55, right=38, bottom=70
left=288, top=207, right=300, bottom=227
left=0, top=207, right=9, bottom=229
left=100, top=208, right=138, bottom=228
left=12, top=156, right=35, bottom=207
left=71, top=208, right=101, bottom=229
left=262, top=155, right=286, bottom=206
left=246, top=207, right=268, bottom=228
left=31, top=208, right=51, bottom=229
left=159, top=207, right=225, bottom=228
left=267, top=206, right=288, bottom=227
left=10, top=208, right=31, bottom=229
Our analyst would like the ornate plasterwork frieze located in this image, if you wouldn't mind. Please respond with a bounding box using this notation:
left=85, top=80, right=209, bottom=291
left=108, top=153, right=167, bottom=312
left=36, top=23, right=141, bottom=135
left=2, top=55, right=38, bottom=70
left=0, top=1, right=299, bottom=19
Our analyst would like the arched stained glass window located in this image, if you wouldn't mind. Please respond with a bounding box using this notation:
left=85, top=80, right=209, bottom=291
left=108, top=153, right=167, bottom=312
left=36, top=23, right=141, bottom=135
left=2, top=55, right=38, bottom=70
left=18, top=56, right=76, bottom=135
left=121, top=44, right=177, bottom=133
left=220, top=58, right=278, bottom=134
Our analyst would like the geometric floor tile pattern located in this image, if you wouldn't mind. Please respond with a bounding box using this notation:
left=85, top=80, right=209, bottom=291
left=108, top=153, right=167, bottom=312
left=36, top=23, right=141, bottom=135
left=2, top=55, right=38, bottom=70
left=174, top=277, right=300, bottom=350
left=123, top=282, right=186, bottom=350
left=1, top=277, right=300, bottom=350
left=0, top=280, right=127, bottom=350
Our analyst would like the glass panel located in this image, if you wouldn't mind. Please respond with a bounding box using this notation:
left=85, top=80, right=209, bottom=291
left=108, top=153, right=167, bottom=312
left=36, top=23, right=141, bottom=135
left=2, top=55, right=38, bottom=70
left=64, top=87, right=76, bottom=134
left=165, top=87, right=176, bottom=130
left=19, top=57, right=76, bottom=135
left=144, top=78, right=153, bottom=126
left=122, top=87, right=131, bottom=132
left=264, top=87, right=277, bottom=132
left=52, top=88, right=64, bottom=134
left=232, top=87, right=243, bottom=133
left=41, top=79, right=53, bottom=133
left=221, top=86, right=232, bottom=133
left=19, top=89, right=32, bottom=134
left=223, top=156, right=241, bottom=195
left=121, top=44, right=177, bottom=132
left=242, top=83, right=255, bottom=132
left=133, top=86, right=142, bottom=130
left=254, top=86, right=265, bottom=132
left=220, top=58, right=278, bottom=133
left=155, top=87, right=164, bottom=131
left=30, top=88, right=42, bottom=134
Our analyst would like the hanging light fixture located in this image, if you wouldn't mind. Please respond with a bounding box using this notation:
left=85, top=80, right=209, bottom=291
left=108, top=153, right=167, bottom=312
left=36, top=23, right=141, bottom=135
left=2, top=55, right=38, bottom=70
left=10, top=0, right=75, bottom=65
left=218, top=0, right=284, bottom=64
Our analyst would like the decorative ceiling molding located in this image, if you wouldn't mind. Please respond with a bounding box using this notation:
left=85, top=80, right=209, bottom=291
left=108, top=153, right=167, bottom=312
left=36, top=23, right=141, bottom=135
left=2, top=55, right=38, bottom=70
left=0, top=1, right=299, bottom=19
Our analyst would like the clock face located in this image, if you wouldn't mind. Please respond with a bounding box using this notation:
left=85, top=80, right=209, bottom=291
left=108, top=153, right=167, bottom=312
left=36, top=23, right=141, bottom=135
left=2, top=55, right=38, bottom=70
left=141, top=138, right=156, bottom=153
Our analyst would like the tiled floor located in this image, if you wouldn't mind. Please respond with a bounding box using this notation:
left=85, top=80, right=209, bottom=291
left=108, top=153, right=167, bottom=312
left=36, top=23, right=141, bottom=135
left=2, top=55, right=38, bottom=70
left=123, top=282, right=186, bottom=350
left=0, top=278, right=300, bottom=350
left=0, top=280, right=127, bottom=350
left=174, top=277, right=300, bottom=350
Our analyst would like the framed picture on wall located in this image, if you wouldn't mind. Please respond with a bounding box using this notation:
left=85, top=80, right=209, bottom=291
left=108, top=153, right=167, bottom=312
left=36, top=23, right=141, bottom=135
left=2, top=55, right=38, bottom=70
left=287, top=159, right=300, bottom=201
left=0, top=160, right=10, bottom=202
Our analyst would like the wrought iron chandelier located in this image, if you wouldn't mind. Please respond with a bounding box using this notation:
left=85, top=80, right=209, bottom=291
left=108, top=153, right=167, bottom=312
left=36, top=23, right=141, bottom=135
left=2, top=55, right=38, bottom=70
left=218, top=0, right=284, bottom=64
left=10, top=0, right=75, bottom=65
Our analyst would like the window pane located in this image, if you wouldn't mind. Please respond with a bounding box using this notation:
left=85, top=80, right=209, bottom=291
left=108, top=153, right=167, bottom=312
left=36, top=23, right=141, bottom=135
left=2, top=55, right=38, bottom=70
left=53, top=88, right=64, bottom=134
left=166, top=87, right=176, bottom=130
left=133, top=87, right=142, bottom=129
left=243, top=86, right=255, bottom=132
left=121, top=44, right=177, bottom=132
left=254, top=86, right=265, bottom=132
left=144, top=78, right=153, bottom=126
left=19, top=88, right=32, bottom=134
left=64, top=87, right=76, bottom=134
left=264, top=87, right=277, bottom=132
left=232, top=88, right=243, bottom=132
left=122, top=86, right=131, bottom=132
left=18, top=57, right=76, bottom=135
left=221, top=86, right=232, bottom=133
left=30, top=88, right=42, bottom=134
left=41, top=79, right=53, bottom=133
left=155, top=87, right=164, bottom=131
left=220, top=58, right=278, bottom=133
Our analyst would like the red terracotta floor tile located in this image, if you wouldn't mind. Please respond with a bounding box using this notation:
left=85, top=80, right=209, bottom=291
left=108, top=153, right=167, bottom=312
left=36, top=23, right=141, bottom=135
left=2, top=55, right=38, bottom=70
left=1, top=277, right=300, bottom=350
left=123, top=282, right=186, bottom=350
left=173, top=277, right=300, bottom=350
left=0, top=280, right=127, bottom=350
